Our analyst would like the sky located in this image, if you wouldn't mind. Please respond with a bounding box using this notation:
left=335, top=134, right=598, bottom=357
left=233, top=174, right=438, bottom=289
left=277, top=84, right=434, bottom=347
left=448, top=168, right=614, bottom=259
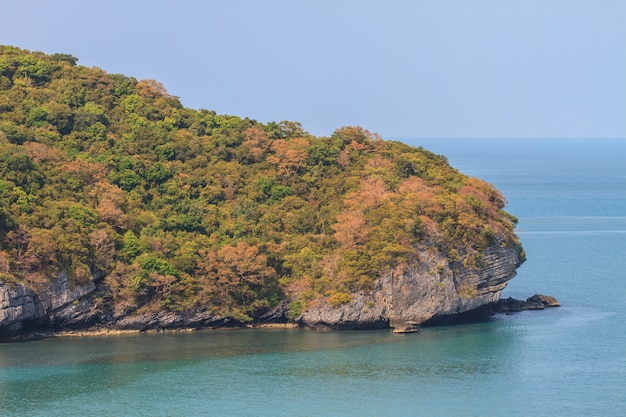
left=1, top=0, right=625, bottom=139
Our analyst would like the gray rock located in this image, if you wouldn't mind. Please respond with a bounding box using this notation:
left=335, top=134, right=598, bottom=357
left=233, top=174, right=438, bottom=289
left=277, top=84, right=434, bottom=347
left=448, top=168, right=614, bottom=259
left=490, top=293, right=561, bottom=313
left=390, top=320, right=420, bottom=333
left=0, top=272, right=98, bottom=337
left=298, top=239, right=523, bottom=331
left=527, top=294, right=560, bottom=307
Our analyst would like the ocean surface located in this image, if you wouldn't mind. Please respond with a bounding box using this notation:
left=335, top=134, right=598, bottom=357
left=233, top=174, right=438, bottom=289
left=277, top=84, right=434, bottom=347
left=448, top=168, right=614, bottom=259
left=1, top=138, right=625, bottom=417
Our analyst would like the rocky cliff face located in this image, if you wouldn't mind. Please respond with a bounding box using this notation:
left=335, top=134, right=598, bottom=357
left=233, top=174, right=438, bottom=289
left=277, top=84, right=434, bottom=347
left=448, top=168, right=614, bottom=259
left=1, top=240, right=523, bottom=338
left=0, top=272, right=98, bottom=337
left=297, top=239, right=522, bottom=331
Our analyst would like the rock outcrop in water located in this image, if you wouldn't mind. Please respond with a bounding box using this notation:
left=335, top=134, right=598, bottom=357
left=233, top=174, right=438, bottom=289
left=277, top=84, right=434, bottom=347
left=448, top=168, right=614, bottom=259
left=489, top=294, right=560, bottom=313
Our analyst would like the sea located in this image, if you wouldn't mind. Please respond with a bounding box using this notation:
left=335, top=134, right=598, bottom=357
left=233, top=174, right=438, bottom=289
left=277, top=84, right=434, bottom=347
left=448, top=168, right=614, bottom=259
left=1, top=138, right=624, bottom=417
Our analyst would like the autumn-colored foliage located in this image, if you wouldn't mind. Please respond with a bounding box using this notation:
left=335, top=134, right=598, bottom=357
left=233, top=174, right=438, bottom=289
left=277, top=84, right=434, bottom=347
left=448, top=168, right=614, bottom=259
left=0, top=46, right=522, bottom=319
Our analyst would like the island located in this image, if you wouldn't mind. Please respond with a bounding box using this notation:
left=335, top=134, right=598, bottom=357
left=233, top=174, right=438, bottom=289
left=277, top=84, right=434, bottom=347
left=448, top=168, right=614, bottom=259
left=0, top=46, right=556, bottom=339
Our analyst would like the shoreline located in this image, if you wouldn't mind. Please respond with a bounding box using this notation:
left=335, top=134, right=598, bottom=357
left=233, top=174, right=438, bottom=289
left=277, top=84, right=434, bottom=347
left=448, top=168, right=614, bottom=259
left=1, top=322, right=302, bottom=342
left=1, top=294, right=558, bottom=342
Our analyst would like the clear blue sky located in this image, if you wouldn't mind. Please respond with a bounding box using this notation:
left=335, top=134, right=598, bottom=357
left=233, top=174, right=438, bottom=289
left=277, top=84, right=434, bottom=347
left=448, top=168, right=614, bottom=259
left=2, top=0, right=624, bottom=139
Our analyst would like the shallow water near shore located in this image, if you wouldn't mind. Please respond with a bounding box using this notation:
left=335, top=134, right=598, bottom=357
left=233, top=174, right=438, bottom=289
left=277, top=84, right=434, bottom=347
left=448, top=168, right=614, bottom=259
left=1, top=138, right=625, bottom=416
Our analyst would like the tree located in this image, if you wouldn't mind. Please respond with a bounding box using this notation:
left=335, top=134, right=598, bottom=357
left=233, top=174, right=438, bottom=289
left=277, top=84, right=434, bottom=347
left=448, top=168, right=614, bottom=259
left=266, top=137, right=310, bottom=176
left=195, top=242, right=276, bottom=317
left=89, top=229, right=115, bottom=272
left=135, top=79, right=169, bottom=99
left=51, top=53, right=78, bottom=66
left=15, top=55, right=51, bottom=85
left=217, top=242, right=274, bottom=287
left=92, top=181, right=128, bottom=229
left=241, top=126, right=270, bottom=161
left=331, top=210, right=367, bottom=250
left=344, top=177, right=389, bottom=211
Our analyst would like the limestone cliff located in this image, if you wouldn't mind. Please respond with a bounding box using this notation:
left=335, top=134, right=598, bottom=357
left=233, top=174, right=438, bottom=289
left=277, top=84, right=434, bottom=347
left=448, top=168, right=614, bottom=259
left=297, top=238, right=522, bottom=331
left=0, top=274, right=238, bottom=338
left=0, top=272, right=97, bottom=337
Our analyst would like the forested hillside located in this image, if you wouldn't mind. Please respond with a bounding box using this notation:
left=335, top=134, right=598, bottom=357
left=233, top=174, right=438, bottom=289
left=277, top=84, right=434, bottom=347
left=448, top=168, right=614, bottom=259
left=0, top=46, right=522, bottom=323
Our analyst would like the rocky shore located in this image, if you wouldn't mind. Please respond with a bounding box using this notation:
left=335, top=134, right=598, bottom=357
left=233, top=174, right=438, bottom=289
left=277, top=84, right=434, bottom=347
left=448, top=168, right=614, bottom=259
left=1, top=293, right=559, bottom=341
left=1, top=269, right=559, bottom=342
left=1, top=237, right=564, bottom=341
left=1, top=232, right=563, bottom=341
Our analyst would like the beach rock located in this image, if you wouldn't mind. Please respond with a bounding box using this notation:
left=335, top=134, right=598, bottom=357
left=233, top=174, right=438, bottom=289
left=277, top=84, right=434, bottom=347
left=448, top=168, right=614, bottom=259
left=390, top=320, right=420, bottom=333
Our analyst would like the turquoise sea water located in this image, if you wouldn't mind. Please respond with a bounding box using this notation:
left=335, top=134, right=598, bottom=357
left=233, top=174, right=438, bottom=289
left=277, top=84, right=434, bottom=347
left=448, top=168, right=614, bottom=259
left=1, top=138, right=625, bottom=416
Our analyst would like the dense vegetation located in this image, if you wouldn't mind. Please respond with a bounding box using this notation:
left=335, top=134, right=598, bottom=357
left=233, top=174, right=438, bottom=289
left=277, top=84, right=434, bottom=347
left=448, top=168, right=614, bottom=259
left=0, top=46, right=521, bottom=321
